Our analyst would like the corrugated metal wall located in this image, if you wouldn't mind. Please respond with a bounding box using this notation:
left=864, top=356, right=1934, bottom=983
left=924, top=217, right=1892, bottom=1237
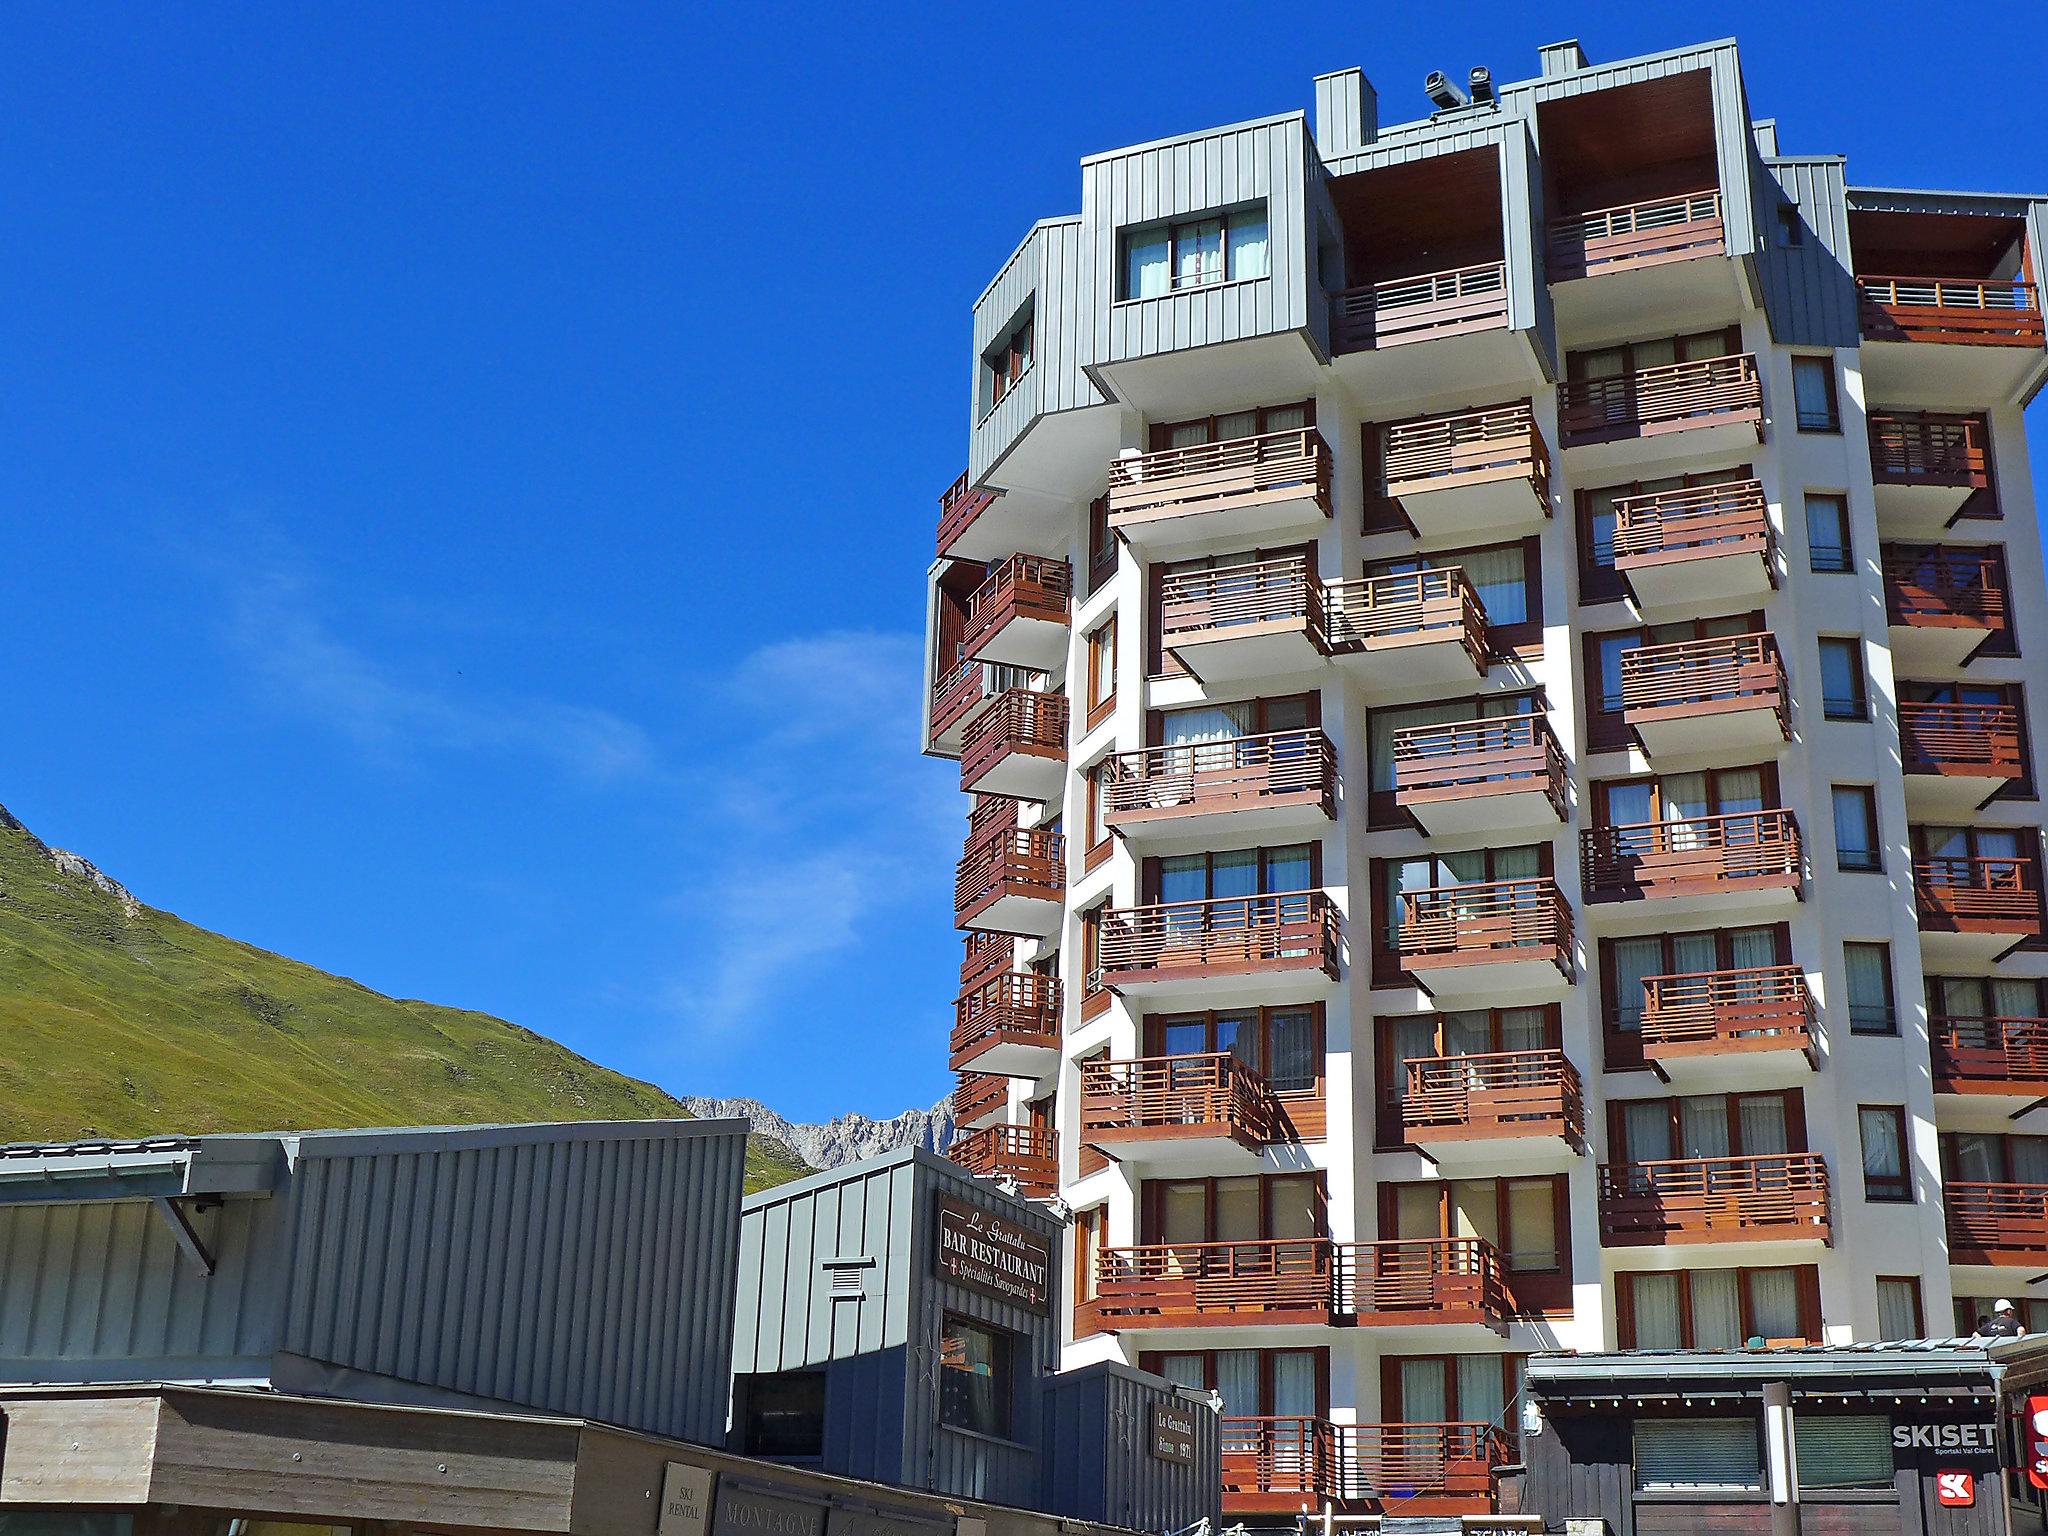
left=277, top=1123, right=745, bottom=1446
left=967, top=217, right=1105, bottom=486
left=1037, top=1365, right=1220, bottom=1533
left=1756, top=157, right=1861, bottom=349
left=0, top=1195, right=285, bottom=1374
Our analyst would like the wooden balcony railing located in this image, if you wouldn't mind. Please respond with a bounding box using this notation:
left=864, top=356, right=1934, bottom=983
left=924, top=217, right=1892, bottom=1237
left=1222, top=1419, right=1509, bottom=1506
left=946, top=1124, right=1057, bottom=1198
left=1900, top=701, right=2025, bottom=779
left=1932, top=1017, right=2048, bottom=1092
left=1381, top=401, right=1549, bottom=506
left=1914, top=854, right=2043, bottom=933
left=959, top=688, right=1068, bottom=794
left=1618, top=632, right=1786, bottom=735
left=1583, top=809, right=1802, bottom=902
left=936, top=470, right=1000, bottom=556
left=1331, top=260, right=1509, bottom=352
left=1400, top=1050, right=1584, bottom=1147
left=1557, top=352, right=1762, bottom=447
left=1945, top=1181, right=2048, bottom=1263
left=932, top=656, right=1033, bottom=739
left=1396, top=877, right=1573, bottom=975
left=1868, top=411, right=1993, bottom=494
left=1096, top=892, right=1340, bottom=988
left=1160, top=555, right=1326, bottom=647
left=950, top=971, right=1061, bottom=1070
left=1392, top=714, right=1567, bottom=821
left=963, top=554, right=1071, bottom=654
left=1882, top=547, right=2009, bottom=631
left=954, top=828, right=1064, bottom=924
left=1599, top=1152, right=1831, bottom=1244
left=1339, top=1237, right=1509, bottom=1327
left=1094, top=1238, right=1337, bottom=1325
left=1639, top=965, right=1816, bottom=1059
left=1079, top=1053, right=1277, bottom=1145
left=1324, top=568, right=1489, bottom=669
left=1612, top=478, right=1772, bottom=569
left=1548, top=189, right=1725, bottom=279
left=1101, top=729, right=1337, bottom=824
left=960, top=928, right=1010, bottom=990
left=951, top=1070, right=1008, bottom=1125
left=1858, top=275, right=2046, bottom=347
left=1106, top=429, right=1333, bottom=528
left=965, top=794, right=1017, bottom=853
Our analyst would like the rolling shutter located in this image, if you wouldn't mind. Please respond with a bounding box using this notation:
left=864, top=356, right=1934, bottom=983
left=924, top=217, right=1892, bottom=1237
left=1635, top=1416, right=1763, bottom=1490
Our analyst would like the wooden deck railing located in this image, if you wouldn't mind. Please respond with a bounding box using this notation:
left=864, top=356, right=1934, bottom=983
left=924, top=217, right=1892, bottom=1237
left=1324, top=568, right=1489, bottom=670
left=1159, top=555, right=1325, bottom=647
left=1858, top=275, right=2045, bottom=347
left=1557, top=352, right=1762, bottom=446
left=1221, top=1419, right=1508, bottom=1505
left=959, top=929, right=1010, bottom=989
left=1338, top=1237, right=1510, bottom=1325
left=1618, top=632, right=1785, bottom=732
left=1612, top=479, right=1772, bottom=567
left=1882, top=546, right=2009, bottom=630
left=954, top=828, right=1064, bottom=921
left=1868, top=411, right=1993, bottom=492
left=1399, top=1049, right=1584, bottom=1147
left=1381, top=401, right=1549, bottom=505
left=951, top=1070, right=1009, bottom=1125
left=1106, top=428, right=1332, bottom=527
left=1899, top=702, right=2025, bottom=778
left=1945, top=1181, right=2048, bottom=1261
left=1599, top=1152, right=1831, bottom=1244
left=1548, top=189, right=1725, bottom=279
left=1095, top=1238, right=1337, bottom=1324
left=946, top=1124, right=1057, bottom=1198
left=1392, top=714, right=1566, bottom=820
left=1396, top=877, right=1573, bottom=971
left=1331, top=260, right=1508, bottom=352
left=1096, top=892, right=1339, bottom=986
left=964, top=554, right=1071, bottom=652
left=1101, top=729, right=1337, bottom=822
left=1914, top=854, right=2042, bottom=931
left=1932, top=1017, right=2048, bottom=1090
left=950, top=971, right=1061, bottom=1069
left=936, top=470, right=1000, bottom=555
left=959, top=689, right=1068, bottom=792
left=966, top=793, right=1017, bottom=849
left=932, top=656, right=1033, bottom=738
left=1639, top=965, right=1816, bottom=1057
left=1583, top=809, right=1802, bottom=902
left=1079, top=1053, right=1277, bottom=1144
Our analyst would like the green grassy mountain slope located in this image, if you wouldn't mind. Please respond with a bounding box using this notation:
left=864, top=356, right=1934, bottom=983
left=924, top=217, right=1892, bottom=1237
left=0, top=806, right=810, bottom=1191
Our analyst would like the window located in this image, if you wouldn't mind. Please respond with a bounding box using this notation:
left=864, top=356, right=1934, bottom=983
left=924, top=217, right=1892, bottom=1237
left=1084, top=763, right=1111, bottom=861
left=1073, top=1206, right=1105, bottom=1306
left=1144, top=1348, right=1324, bottom=1424
left=1859, top=1105, right=1911, bottom=1202
left=740, top=1370, right=827, bottom=1458
left=983, top=306, right=1033, bottom=413
left=1792, top=355, right=1840, bottom=432
left=1818, top=637, right=1867, bottom=721
left=1776, top=205, right=1805, bottom=248
left=1377, top=1007, right=1559, bottom=1144
left=1384, top=1176, right=1568, bottom=1311
left=1151, top=1006, right=1323, bottom=1096
left=1610, top=1090, right=1803, bottom=1172
left=1120, top=205, right=1269, bottom=299
left=1085, top=617, right=1117, bottom=727
left=1832, top=785, right=1881, bottom=873
left=938, top=1316, right=1012, bottom=1438
left=1577, top=468, right=1753, bottom=604
left=1568, top=327, right=1738, bottom=382
left=1384, top=1353, right=1523, bottom=1429
left=1365, top=692, right=1536, bottom=824
left=1087, top=496, right=1115, bottom=595
left=1877, top=1276, right=1924, bottom=1341
left=1955, top=1295, right=2048, bottom=1335
left=1365, top=539, right=1540, bottom=649
left=1153, top=842, right=1316, bottom=905
left=1635, top=1417, right=1761, bottom=1492
left=1149, top=1173, right=1325, bottom=1245
left=1795, top=1416, right=1894, bottom=1491
left=1618, top=1266, right=1819, bottom=1348
left=1601, top=925, right=1785, bottom=1050
left=1844, top=943, right=1897, bottom=1035
left=1939, top=1130, right=2048, bottom=1186
left=1582, top=613, right=1760, bottom=752
left=1377, top=844, right=1546, bottom=976
left=1805, top=493, right=1852, bottom=574
left=1079, top=899, right=1108, bottom=1006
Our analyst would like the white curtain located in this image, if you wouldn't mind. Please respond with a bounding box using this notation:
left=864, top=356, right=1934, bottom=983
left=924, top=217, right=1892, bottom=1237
left=1631, top=1275, right=1683, bottom=1348
left=1401, top=1359, right=1448, bottom=1424
left=1272, top=1352, right=1317, bottom=1418
left=1876, top=1279, right=1920, bottom=1342
left=1215, top=1351, right=1260, bottom=1420
left=1386, top=1016, right=1438, bottom=1107
left=1739, top=1096, right=1789, bottom=1155
left=1611, top=938, right=1663, bottom=1032
left=1125, top=231, right=1170, bottom=300
left=1227, top=208, right=1269, bottom=281
left=1457, top=1356, right=1505, bottom=1426
left=1680, top=1097, right=1731, bottom=1159
left=1748, top=1268, right=1800, bottom=1339
left=1691, top=1270, right=1743, bottom=1346
left=1504, top=1179, right=1558, bottom=1270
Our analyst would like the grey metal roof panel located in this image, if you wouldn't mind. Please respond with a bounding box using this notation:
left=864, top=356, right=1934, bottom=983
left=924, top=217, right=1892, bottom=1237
left=1079, top=110, right=1307, bottom=167
left=0, top=1134, right=285, bottom=1204
left=1528, top=1338, right=2048, bottom=1389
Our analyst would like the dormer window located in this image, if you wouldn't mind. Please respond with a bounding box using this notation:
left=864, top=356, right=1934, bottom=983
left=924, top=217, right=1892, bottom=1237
left=1120, top=204, right=1269, bottom=300
left=984, top=306, right=1034, bottom=409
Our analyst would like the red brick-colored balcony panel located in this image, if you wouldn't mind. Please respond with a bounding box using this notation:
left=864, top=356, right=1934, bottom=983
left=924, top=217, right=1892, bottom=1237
left=1079, top=1052, right=1276, bottom=1149
left=1392, top=714, right=1566, bottom=833
left=1102, top=730, right=1336, bottom=832
left=1381, top=401, right=1549, bottom=515
left=1900, top=702, right=2025, bottom=783
left=1323, top=1422, right=1510, bottom=1508
left=1946, top=1181, right=2048, bottom=1265
left=1557, top=353, right=1762, bottom=448
left=1106, top=429, right=1332, bottom=542
left=1395, top=877, right=1573, bottom=983
left=1883, top=546, right=2010, bottom=638
left=1599, top=1152, right=1831, bottom=1246
left=946, top=1124, right=1057, bottom=1199
left=1331, top=261, right=1509, bottom=352
left=1914, top=854, right=2044, bottom=938
left=959, top=689, right=1067, bottom=801
left=953, top=827, right=1064, bottom=936
left=1338, top=1237, right=1511, bottom=1329
left=1399, top=1050, right=1585, bottom=1150
left=1094, top=1239, right=1338, bottom=1328
left=1548, top=189, right=1725, bottom=280
left=936, top=470, right=1001, bottom=557
left=1612, top=478, right=1774, bottom=607
left=1639, top=965, right=1816, bottom=1062
left=1583, top=810, right=1802, bottom=905
left=959, top=928, right=1010, bottom=990
left=949, top=971, right=1061, bottom=1073
left=1869, top=411, right=1994, bottom=498
left=1858, top=274, right=2045, bottom=347
left=950, top=1070, right=1009, bottom=1128
left=1618, top=632, right=1787, bottom=755
left=1932, top=1016, right=2048, bottom=1096
left=1096, top=892, right=1340, bottom=991
left=962, top=554, right=1071, bottom=670
left=1325, top=568, right=1490, bottom=688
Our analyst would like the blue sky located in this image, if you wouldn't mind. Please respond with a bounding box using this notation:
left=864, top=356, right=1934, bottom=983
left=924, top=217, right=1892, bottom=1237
left=4, top=4, right=2045, bottom=1122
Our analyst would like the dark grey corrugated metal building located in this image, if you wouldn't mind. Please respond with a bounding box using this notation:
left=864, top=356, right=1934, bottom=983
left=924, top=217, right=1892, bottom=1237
left=0, top=1118, right=748, bottom=1445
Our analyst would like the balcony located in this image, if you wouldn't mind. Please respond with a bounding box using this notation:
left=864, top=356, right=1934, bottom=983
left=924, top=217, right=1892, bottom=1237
left=950, top=971, right=1060, bottom=1076
left=1883, top=546, right=2010, bottom=670
left=1327, top=569, right=1490, bottom=695
left=1557, top=353, right=1763, bottom=472
left=1332, top=261, right=1509, bottom=354
left=1639, top=966, right=1817, bottom=1087
left=935, top=471, right=1002, bottom=559
left=1341, top=1238, right=1511, bottom=1338
left=955, top=827, right=1064, bottom=937
left=1549, top=192, right=1743, bottom=338
left=1079, top=1053, right=1276, bottom=1167
left=962, top=555, right=1071, bottom=671
left=959, top=690, right=1067, bottom=801
left=951, top=1070, right=1008, bottom=1131
left=929, top=657, right=1032, bottom=756
left=1096, top=891, right=1340, bottom=1009
left=1914, top=852, right=2044, bottom=961
left=946, top=1124, right=1057, bottom=1199
left=1932, top=1017, right=2048, bottom=1101
left=1101, top=729, right=1336, bottom=849
left=1397, top=1050, right=1585, bottom=1174
left=1159, top=556, right=1329, bottom=683
left=1599, top=1152, right=1832, bottom=1247
left=1550, top=190, right=1726, bottom=282
left=1394, top=877, right=1574, bottom=1001
left=1221, top=1419, right=1509, bottom=1515
left=1583, top=810, right=1803, bottom=915
left=959, top=928, right=1010, bottom=991
left=1106, top=428, right=1333, bottom=557
left=1375, top=402, right=1550, bottom=540
left=1612, top=479, right=1774, bottom=611
left=1869, top=411, right=1997, bottom=530
left=1900, top=701, right=2026, bottom=816
left=1618, top=633, right=1788, bottom=758
left=1092, top=1238, right=1338, bottom=1329
left=1946, top=1182, right=2048, bottom=1267
left=1392, top=714, right=1567, bottom=837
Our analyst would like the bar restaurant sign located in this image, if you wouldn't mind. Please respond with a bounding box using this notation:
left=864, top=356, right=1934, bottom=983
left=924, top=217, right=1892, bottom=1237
left=935, top=1195, right=1050, bottom=1313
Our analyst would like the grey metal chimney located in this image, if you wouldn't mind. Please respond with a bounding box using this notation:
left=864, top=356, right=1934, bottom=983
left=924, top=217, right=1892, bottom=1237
left=1313, top=67, right=1378, bottom=158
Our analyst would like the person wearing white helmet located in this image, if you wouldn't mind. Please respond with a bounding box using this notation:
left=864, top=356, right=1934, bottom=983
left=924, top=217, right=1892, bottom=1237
left=1979, top=1298, right=2026, bottom=1337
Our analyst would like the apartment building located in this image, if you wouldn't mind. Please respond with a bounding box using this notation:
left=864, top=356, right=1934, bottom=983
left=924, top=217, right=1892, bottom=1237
left=921, top=33, right=2048, bottom=1523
